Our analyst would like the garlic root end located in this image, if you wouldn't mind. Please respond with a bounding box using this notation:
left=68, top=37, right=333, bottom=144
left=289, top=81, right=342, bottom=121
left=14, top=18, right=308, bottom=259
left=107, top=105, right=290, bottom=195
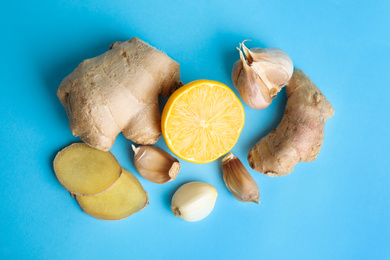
left=168, top=162, right=181, bottom=181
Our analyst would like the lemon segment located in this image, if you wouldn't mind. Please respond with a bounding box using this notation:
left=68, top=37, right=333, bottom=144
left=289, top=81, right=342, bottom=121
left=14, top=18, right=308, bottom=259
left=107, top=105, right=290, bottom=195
left=162, top=80, right=245, bottom=163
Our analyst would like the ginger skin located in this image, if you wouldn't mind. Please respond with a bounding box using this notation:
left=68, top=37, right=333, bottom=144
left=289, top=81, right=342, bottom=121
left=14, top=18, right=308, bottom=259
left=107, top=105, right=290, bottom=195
left=248, top=69, right=334, bottom=177
left=57, top=37, right=182, bottom=151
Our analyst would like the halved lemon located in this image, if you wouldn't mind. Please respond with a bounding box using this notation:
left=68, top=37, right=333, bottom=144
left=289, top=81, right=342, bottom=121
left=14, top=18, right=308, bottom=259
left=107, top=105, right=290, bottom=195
left=162, top=80, right=245, bottom=163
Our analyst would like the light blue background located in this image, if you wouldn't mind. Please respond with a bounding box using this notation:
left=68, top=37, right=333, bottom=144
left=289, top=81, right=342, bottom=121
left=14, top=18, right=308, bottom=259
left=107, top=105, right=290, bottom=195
left=1, top=0, right=389, bottom=259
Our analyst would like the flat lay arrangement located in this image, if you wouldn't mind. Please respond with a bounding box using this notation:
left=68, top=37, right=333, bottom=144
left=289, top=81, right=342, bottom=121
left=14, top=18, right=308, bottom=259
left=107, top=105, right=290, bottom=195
left=52, top=37, right=333, bottom=222
left=1, top=1, right=388, bottom=259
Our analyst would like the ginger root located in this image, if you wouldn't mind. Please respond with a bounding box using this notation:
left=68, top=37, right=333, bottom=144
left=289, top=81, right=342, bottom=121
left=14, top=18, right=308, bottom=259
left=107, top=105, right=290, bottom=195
left=248, top=69, right=334, bottom=177
left=57, top=37, right=182, bottom=151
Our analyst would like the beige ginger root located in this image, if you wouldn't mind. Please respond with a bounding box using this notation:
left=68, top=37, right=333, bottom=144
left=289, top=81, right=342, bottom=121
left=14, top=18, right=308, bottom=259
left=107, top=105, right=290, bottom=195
left=248, top=69, right=334, bottom=177
left=57, top=37, right=182, bottom=151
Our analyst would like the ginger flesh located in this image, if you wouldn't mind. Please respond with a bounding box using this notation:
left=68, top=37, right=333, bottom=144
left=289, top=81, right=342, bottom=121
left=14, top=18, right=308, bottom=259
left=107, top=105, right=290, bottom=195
left=76, top=169, right=149, bottom=220
left=57, top=37, right=182, bottom=151
left=53, top=143, right=122, bottom=196
left=248, top=69, right=334, bottom=177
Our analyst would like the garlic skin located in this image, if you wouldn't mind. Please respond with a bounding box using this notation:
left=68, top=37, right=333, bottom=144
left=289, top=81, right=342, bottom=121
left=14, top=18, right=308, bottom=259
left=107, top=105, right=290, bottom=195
left=232, top=40, right=293, bottom=110
left=222, top=153, right=259, bottom=203
left=133, top=145, right=180, bottom=184
left=171, top=182, right=218, bottom=222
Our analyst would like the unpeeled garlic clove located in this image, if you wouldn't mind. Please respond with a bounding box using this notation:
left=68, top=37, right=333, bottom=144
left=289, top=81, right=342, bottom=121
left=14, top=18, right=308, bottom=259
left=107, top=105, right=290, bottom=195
left=171, top=182, right=218, bottom=222
left=232, top=40, right=293, bottom=110
left=222, top=152, right=259, bottom=203
left=132, top=145, right=180, bottom=184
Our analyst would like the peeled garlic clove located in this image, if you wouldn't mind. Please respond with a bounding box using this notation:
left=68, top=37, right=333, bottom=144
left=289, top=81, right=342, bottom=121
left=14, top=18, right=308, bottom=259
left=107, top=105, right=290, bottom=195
left=132, top=145, right=180, bottom=184
left=232, top=40, right=293, bottom=109
left=171, top=182, right=218, bottom=222
left=222, top=152, right=259, bottom=203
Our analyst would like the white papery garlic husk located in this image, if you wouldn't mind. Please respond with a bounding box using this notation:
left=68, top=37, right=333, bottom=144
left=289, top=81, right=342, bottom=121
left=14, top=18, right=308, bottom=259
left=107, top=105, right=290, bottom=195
left=232, top=40, right=294, bottom=109
left=133, top=145, right=180, bottom=184
left=171, top=182, right=218, bottom=222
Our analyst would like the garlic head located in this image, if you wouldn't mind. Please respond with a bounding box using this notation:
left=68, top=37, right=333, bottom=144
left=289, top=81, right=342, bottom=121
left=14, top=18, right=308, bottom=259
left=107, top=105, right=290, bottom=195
left=171, top=182, right=218, bottom=222
left=232, top=40, right=293, bottom=109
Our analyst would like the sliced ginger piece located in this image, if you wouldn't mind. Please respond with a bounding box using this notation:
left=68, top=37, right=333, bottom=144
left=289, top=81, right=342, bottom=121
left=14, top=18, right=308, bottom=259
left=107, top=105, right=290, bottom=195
left=76, top=169, right=149, bottom=220
left=53, top=143, right=121, bottom=196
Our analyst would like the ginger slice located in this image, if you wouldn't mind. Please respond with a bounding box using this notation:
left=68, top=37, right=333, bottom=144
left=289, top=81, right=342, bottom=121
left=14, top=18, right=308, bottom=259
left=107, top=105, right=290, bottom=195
left=76, top=169, right=149, bottom=220
left=53, top=143, right=121, bottom=196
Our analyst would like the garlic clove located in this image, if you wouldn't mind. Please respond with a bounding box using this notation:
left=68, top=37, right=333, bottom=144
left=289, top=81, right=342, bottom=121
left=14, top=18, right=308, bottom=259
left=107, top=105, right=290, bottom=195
left=132, top=145, right=180, bottom=184
left=222, top=152, right=259, bottom=203
left=171, top=182, right=218, bottom=222
left=232, top=59, right=243, bottom=87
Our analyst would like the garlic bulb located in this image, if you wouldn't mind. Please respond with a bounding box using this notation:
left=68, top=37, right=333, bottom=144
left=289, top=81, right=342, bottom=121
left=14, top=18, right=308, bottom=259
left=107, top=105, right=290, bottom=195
left=133, top=145, right=180, bottom=184
left=171, top=182, right=218, bottom=222
left=232, top=40, right=294, bottom=110
left=222, top=153, right=259, bottom=203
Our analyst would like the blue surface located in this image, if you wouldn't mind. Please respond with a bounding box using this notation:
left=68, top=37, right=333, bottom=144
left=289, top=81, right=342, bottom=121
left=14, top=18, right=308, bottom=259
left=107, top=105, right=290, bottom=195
left=1, top=0, right=389, bottom=259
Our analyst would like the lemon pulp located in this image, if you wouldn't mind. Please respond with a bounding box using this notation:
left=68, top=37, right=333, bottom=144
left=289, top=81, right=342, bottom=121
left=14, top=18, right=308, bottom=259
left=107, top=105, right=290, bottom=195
left=162, top=80, right=245, bottom=163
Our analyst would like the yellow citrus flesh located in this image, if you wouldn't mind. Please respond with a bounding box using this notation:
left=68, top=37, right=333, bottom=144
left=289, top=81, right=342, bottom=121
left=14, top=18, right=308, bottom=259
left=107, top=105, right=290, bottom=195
left=162, top=80, right=245, bottom=163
